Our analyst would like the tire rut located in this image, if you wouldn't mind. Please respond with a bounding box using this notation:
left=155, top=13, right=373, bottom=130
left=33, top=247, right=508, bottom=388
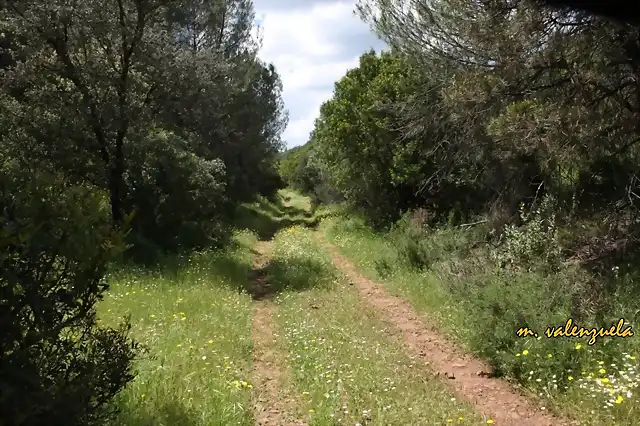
left=249, top=241, right=307, bottom=426
left=322, top=239, right=577, bottom=426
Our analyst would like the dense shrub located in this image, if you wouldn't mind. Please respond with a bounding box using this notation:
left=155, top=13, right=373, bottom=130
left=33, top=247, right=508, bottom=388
left=389, top=212, right=479, bottom=271
left=124, top=130, right=230, bottom=262
left=0, top=167, right=140, bottom=426
left=490, top=196, right=563, bottom=273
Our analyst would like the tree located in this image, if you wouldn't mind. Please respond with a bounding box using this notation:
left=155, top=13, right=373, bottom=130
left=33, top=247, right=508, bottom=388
left=2, top=0, right=177, bottom=225
left=312, top=50, right=452, bottom=224
left=356, top=0, right=640, bottom=221
left=167, top=0, right=258, bottom=56
left=2, top=0, right=287, bottom=255
left=536, top=0, right=640, bottom=25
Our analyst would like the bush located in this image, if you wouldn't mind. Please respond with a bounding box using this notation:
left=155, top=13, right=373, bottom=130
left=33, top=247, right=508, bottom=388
left=0, top=167, right=140, bottom=426
left=490, top=195, right=562, bottom=272
left=124, top=130, right=230, bottom=262
left=390, top=212, right=477, bottom=271
left=309, top=181, right=343, bottom=207
left=463, top=269, right=575, bottom=371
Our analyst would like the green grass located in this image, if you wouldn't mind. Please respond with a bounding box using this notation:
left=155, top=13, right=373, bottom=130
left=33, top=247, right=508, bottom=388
left=98, top=190, right=319, bottom=425
left=233, top=189, right=317, bottom=240
left=99, top=230, right=258, bottom=426
left=320, top=213, right=640, bottom=426
left=100, top=186, right=640, bottom=426
left=267, top=225, right=484, bottom=425
left=279, top=187, right=312, bottom=212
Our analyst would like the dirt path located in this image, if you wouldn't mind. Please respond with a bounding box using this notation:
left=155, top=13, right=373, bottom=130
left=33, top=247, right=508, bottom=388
left=249, top=241, right=307, bottom=426
left=322, top=240, right=576, bottom=426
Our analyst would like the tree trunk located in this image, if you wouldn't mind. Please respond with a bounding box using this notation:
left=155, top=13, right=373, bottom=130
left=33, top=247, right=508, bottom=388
left=109, top=160, right=125, bottom=226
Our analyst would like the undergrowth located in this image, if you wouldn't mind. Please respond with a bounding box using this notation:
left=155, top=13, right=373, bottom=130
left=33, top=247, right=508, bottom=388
left=321, top=201, right=640, bottom=426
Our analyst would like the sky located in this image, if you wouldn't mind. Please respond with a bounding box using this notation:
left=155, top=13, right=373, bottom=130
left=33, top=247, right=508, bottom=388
left=252, top=0, right=386, bottom=149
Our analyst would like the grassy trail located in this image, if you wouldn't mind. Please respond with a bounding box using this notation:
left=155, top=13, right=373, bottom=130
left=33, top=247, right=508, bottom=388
left=248, top=240, right=306, bottom=426
left=270, top=225, right=483, bottom=425
left=321, top=239, right=567, bottom=426
left=100, top=189, right=582, bottom=426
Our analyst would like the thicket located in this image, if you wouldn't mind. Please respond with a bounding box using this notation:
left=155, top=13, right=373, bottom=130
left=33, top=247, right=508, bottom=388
left=0, top=0, right=286, bottom=424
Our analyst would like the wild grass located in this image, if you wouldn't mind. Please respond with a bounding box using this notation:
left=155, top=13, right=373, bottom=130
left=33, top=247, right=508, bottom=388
left=97, top=190, right=318, bottom=425
left=321, top=213, right=640, bottom=425
left=99, top=230, right=258, bottom=426
left=268, top=225, right=485, bottom=425
left=233, top=189, right=317, bottom=240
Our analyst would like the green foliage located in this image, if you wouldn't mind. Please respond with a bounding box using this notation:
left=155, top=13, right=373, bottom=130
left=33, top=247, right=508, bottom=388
left=387, top=212, right=478, bottom=271
left=491, top=196, right=563, bottom=273
left=278, top=142, right=317, bottom=193
left=2, top=0, right=287, bottom=255
left=0, top=166, right=139, bottom=426
left=0, top=0, right=288, bottom=424
left=124, top=130, right=229, bottom=262
left=308, top=48, right=492, bottom=226
left=311, top=50, right=415, bottom=223
left=463, top=269, right=576, bottom=373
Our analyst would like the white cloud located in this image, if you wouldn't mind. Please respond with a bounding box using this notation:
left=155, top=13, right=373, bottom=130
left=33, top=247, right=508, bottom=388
left=253, top=0, right=385, bottom=148
left=283, top=89, right=333, bottom=142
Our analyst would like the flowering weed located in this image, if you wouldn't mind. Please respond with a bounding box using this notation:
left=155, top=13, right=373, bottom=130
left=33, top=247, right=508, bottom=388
left=271, top=226, right=482, bottom=425
left=99, top=230, right=256, bottom=426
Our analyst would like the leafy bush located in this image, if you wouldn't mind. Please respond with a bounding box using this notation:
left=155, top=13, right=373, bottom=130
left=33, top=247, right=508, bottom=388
left=124, top=130, right=230, bottom=262
left=390, top=212, right=477, bottom=271
left=0, top=167, right=140, bottom=426
left=491, top=195, right=563, bottom=272
left=463, top=269, right=576, bottom=371
left=395, top=227, right=432, bottom=270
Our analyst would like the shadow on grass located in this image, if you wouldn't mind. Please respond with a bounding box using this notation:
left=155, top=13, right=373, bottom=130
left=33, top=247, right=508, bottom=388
left=234, top=202, right=319, bottom=241
left=245, top=256, right=336, bottom=300
left=112, top=402, right=201, bottom=426
left=199, top=254, right=253, bottom=293
left=113, top=400, right=252, bottom=426
left=110, top=242, right=254, bottom=294
left=258, top=197, right=288, bottom=219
